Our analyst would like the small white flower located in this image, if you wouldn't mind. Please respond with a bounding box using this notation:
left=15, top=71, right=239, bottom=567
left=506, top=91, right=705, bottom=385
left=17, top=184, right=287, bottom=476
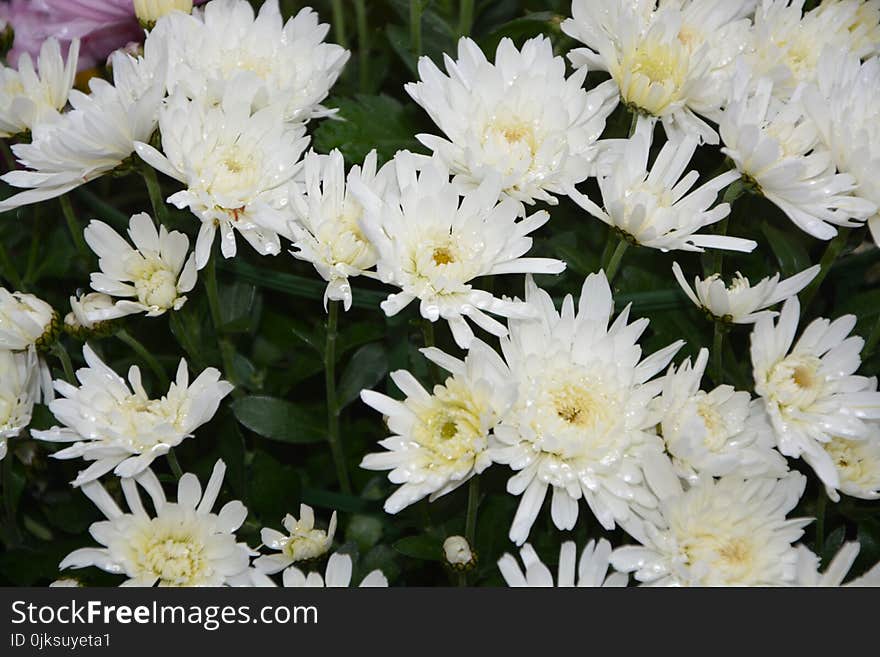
left=135, top=0, right=193, bottom=26
left=719, top=71, right=876, bottom=240
left=48, top=578, right=82, bottom=588
left=751, top=297, right=880, bottom=490
left=64, top=292, right=119, bottom=332
left=284, top=149, right=387, bottom=311
left=809, top=431, right=880, bottom=502
left=135, top=84, right=309, bottom=269
left=157, top=0, right=349, bottom=124
left=794, top=541, right=880, bottom=587
left=491, top=272, right=684, bottom=545
left=32, top=344, right=233, bottom=486
left=611, top=473, right=810, bottom=586
left=360, top=339, right=516, bottom=513
left=654, top=347, right=788, bottom=482
left=0, top=348, right=40, bottom=461
left=83, top=213, right=196, bottom=318
left=568, top=122, right=755, bottom=253
left=405, top=35, right=618, bottom=206
left=59, top=460, right=254, bottom=587
left=250, top=552, right=388, bottom=588
left=352, top=153, right=565, bottom=348
left=254, top=505, right=337, bottom=575
left=672, top=261, right=820, bottom=323
left=0, top=35, right=166, bottom=212
left=0, top=37, right=79, bottom=138
left=443, top=536, right=474, bottom=567
left=498, top=540, right=628, bottom=587
left=0, top=289, right=56, bottom=351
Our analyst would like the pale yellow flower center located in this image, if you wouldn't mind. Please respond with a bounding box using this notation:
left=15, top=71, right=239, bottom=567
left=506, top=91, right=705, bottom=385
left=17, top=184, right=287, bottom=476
left=766, top=354, right=824, bottom=410
left=135, top=524, right=208, bottom=587
left=130, top=259, right=179, bottom=310
left=281, top=528, right=330, bottom=562
left=412, top=378, right=487, bottom=469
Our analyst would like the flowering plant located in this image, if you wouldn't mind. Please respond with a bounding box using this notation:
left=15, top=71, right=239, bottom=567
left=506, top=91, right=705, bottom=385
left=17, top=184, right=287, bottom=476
left=1, top=0, right=879, bottom=588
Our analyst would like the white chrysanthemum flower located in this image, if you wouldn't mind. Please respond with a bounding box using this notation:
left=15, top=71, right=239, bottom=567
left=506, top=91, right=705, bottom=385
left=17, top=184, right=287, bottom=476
left=491, top=272, right=684, bottom=546
left=135, top=84, right=309, bottom=269
left=360, top=339, right=516, bottom=513
left=0, top=288, right=56, bottom=351
left=0, top=348, right=39, bottom=461
left=59, top=460, right=254, bottom=587
left=64, top=292, right=119, bottom=333
left=719, top=71, right=876, bottom=240
left=672, top=261, right=819, bottom=323
left=611, top=473, right=809, bottom=586
left=805, top=51, right=880, bottom=243
left=0, top=35, right=166, bottom=212
left=32, top=344, right=232, bottom=486
left=498, top=540, right=628, bottom=587
left=254, top=505, right=337, bottom=575
left=284, top=149, right=387, bottom=311
left=352, top=153, right=565, bottom=348
left=794, top=541, right=880, bottom=587
left=654, top=347, right=788, bottom=481
left=404, top=35, right=617, bottom=206
left=809, top=431, right=880, bottom=502
left=83, top=213, right=196, bottom=318
left=250, top=552, right=388, bottom=588
left=751, top=297, right=880, bottom=489
left=563, top=0, right=750, bottom=143
left=568, top=123, right=755, bottom=253
left=135, top=0, right=193, bottom=26
left=157, top=0, right=348, bottom=124
left=0, top=37, right=79, bottom=138
left=746, top=0, right=878, bottom=100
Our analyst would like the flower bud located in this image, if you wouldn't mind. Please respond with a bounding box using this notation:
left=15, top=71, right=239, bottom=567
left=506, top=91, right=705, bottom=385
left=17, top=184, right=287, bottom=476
left=443, top=535, right=476, bottom=571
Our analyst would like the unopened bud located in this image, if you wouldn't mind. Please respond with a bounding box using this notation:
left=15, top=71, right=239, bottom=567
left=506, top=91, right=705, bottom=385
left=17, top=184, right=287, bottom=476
left=443, top=535, right=476, bottom=571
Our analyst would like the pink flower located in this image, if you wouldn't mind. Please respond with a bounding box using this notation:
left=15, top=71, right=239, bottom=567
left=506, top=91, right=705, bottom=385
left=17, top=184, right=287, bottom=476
left=0, top=0, right=204, bottom=70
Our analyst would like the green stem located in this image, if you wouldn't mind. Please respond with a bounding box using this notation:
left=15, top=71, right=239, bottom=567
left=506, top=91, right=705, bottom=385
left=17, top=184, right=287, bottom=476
left=51, top=342, right=76, bottom=383
left=410, top=0, right=422, bottom=56
left=458, top=0, right=474, bottom=37
left=815, top=490, right=826, bottom=560
left=800, top=229, right=849, bottom=312
left=712, top=321, right=724, bottom=386
left=421, top=318, right=441, bottom=384
left=602, top=237, right=629, bottom=282
left=59, top=195, right=90, bottom=262
left=2, top=453, right=22, bottom=547
left=116, top=328, right=169, bottom=390
left=141, top=165, right=169, bottom=226
left=628, top=110, right=639, bottom=137
left=204, top=251, right=239, bottom=390
left=354, top=0, right=369, bottom=92
left=711, top=217, right=729, bottom=277
left=166, top=448, right=184, bottom=480
left=24, top=204, right=41, bottom=286
left=330, top=0, right=348, bottom=47
left=324, top=300, right=351, bottom=495
left=0, top=239, right=23, bottom=289
left=465, top=476, right=479, bottom=547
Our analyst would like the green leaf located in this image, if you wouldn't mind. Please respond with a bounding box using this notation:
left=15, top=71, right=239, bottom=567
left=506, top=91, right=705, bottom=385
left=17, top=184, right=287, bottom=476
left=247, top=450, right=301, bottom=526
left=337, top=343, right=389, bottom=410
left=761, top=222, right=811, bottom=276
left=393, top=534, right=444, bottom=561
left=219, top=281, right=261, bottom=333
left=313, top=94, right=424, bottom=165
left=231, top=395, right=325, bottom=443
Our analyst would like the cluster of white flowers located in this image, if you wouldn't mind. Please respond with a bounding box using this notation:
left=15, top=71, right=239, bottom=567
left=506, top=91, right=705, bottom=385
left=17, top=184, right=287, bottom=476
left=1, top=0, right=879, bottom=590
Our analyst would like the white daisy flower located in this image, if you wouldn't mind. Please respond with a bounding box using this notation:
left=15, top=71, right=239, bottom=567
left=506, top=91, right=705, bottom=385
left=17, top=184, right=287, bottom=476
left=404, top=35, right=618, bottom=206
left=808, top=430, right=880, bottom=502
left=805, top=51, right=880, bottom=243
left=64, top=292, right=119, bottom=334
left=568, top=123, right=755, bottom=253
left=351, top=153, right=565, bottom=349
left=498, top=539, right=628, bottom=587
left=83, top=213, right=197, bottom=319
left=360, top=339, right=516, bottom=513
left=0, top=288, right=56, bottom=351
left=32, top=344, right=232, bottom=486
left=250, top=552, right=388, bottom=588
left=134, top=84, right=309, bottom=269
left=671, top=261, right=820, bottom=324
left=0, top=34, right=167, bottom=212
left=719, top=71, right=876, bottom=240
left=254, top=505, right=337, bottom=575
left=157, top=0, right=349, bottom=124
left=563, top=0, right=749, bottom=144
left=0, top=348, right=40, bottom=461
left=0, top=37, right=79, bottom=138
left=751, top=297, right=880, bottom=489
left=794, top=541, right=880, bottom=587
left=654, top=347, right=788, bottom=481
left=611, top=473, right=809, bottom=586
left=284, top=149, right=388, bottom=311
left=491, top=272, right=684, bottom=546
left=59, top=460, right=254, bottom=587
